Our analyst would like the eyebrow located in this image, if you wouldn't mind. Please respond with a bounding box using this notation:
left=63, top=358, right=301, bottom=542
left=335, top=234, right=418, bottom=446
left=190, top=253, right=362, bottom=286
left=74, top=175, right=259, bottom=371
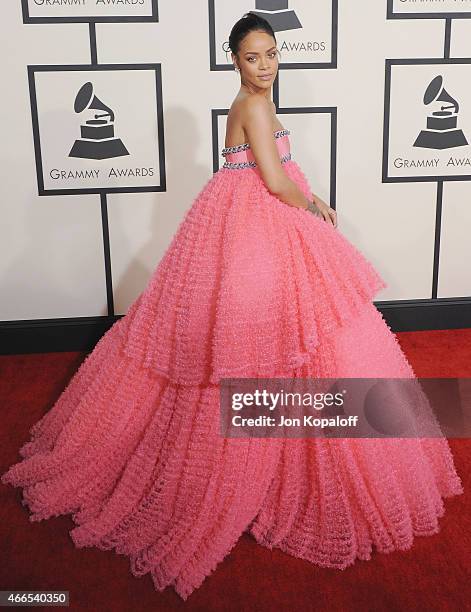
left=244, top=46, right=276, bottom=55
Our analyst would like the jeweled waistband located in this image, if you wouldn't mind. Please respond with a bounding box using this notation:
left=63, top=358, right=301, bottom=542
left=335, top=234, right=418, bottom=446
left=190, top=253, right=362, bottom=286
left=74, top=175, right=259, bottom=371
left=221, top=129, right=290, bottom=157
left=222, top=152, right=292, bottom=170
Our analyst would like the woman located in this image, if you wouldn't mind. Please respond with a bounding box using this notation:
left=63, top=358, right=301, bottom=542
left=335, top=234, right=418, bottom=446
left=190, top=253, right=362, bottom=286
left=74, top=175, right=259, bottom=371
left=2, top=12, right=463, bottom=601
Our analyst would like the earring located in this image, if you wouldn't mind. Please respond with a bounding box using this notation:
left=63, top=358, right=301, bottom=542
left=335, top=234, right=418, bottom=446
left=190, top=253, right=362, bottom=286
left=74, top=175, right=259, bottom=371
left=234, top=65, right=239, bottom=72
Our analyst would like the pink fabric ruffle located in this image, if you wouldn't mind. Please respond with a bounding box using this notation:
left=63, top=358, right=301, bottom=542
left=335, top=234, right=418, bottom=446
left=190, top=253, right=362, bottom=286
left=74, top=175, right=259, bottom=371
left=116, top=159, right=387, bottom=385
left=1, top=150, right=464, bottom=600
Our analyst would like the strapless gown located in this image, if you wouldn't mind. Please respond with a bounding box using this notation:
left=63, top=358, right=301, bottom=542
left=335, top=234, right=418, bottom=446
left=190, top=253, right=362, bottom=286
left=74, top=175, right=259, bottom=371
left=1, top=129, right=463, bottom=600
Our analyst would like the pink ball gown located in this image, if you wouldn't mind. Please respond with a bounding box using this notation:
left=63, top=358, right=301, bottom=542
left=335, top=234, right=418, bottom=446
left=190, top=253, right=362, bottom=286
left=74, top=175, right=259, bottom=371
left=1, top=128, right=464, bottom=600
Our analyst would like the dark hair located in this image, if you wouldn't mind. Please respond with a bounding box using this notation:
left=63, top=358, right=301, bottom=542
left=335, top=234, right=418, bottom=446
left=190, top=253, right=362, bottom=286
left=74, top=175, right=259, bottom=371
left=223, top=12, right=277, bottom=59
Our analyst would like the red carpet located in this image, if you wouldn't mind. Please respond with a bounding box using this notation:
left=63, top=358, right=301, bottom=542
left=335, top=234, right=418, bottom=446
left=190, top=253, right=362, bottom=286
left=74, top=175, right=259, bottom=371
left=1, top=328, right=470, bottom=611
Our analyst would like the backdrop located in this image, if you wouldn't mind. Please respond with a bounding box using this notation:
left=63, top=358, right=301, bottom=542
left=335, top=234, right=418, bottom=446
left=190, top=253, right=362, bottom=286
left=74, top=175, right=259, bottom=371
left=1, top=0, right=470, bottom=331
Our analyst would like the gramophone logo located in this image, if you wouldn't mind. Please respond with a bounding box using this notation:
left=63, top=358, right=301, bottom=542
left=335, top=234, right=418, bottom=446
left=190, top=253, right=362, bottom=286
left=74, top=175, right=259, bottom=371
left=29, top=64, right=165, bottom=195
left=413, top=75, right=468, bottom=150
left=250, top=0, right=302, bottom=32
left=68, top=82, right=129, bottom=160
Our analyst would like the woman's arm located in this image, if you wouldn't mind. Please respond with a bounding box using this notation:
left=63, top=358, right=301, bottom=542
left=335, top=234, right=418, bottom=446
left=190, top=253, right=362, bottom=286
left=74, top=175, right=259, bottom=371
left=241, top=96, right=312, bottom=211
left=241, top=96, right=337, bottom=226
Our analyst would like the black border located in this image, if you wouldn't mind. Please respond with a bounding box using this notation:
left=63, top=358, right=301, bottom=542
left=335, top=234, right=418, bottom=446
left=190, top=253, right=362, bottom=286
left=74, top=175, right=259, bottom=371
left=21, top=0, right=159, bottom=23
left=382, top=58, right=471, bottom=184
left=2, top=296, right=471, bottom=355
left=208, top=0, right=338, bottom=71
left=28, top=63, right=166, bottom=196
left=387, top=0, right=471, bottom=20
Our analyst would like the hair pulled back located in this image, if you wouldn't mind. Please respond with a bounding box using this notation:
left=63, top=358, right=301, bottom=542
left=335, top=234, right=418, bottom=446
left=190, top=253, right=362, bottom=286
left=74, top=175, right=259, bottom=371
left=223, top=12, right=277, bottom=59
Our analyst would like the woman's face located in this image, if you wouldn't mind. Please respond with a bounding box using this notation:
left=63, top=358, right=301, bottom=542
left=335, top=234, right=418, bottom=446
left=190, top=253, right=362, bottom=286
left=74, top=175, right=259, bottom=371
left=233, top=30, right=278, bottom=91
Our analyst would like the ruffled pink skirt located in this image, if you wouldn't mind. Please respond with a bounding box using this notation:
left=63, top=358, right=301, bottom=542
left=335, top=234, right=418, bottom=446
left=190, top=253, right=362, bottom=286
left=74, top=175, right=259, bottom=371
left=2, top=160, right=464, bottom=600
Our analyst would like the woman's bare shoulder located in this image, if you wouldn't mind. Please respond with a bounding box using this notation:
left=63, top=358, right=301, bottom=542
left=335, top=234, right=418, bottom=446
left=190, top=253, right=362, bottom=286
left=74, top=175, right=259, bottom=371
left=238, top=93, right=272, bottom=115
left=234, top=94, right=271, bottom=124
left=226, top=95, right=278, bottom=146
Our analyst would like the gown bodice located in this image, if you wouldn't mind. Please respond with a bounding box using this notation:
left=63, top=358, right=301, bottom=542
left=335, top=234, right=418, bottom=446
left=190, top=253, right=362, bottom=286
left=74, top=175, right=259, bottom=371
left=221, top=128, right=292, bottom=169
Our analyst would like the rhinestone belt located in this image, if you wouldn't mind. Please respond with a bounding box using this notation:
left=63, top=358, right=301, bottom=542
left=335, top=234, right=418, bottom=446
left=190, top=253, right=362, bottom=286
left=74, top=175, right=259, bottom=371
left=221, top=128, right=290, bottom=156
left=222, top=152, right=292, bottom=169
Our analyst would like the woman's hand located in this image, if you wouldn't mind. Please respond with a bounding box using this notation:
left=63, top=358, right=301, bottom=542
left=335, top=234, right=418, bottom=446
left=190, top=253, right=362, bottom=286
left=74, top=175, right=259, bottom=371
left=311, top=193, right=337, bottom=228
